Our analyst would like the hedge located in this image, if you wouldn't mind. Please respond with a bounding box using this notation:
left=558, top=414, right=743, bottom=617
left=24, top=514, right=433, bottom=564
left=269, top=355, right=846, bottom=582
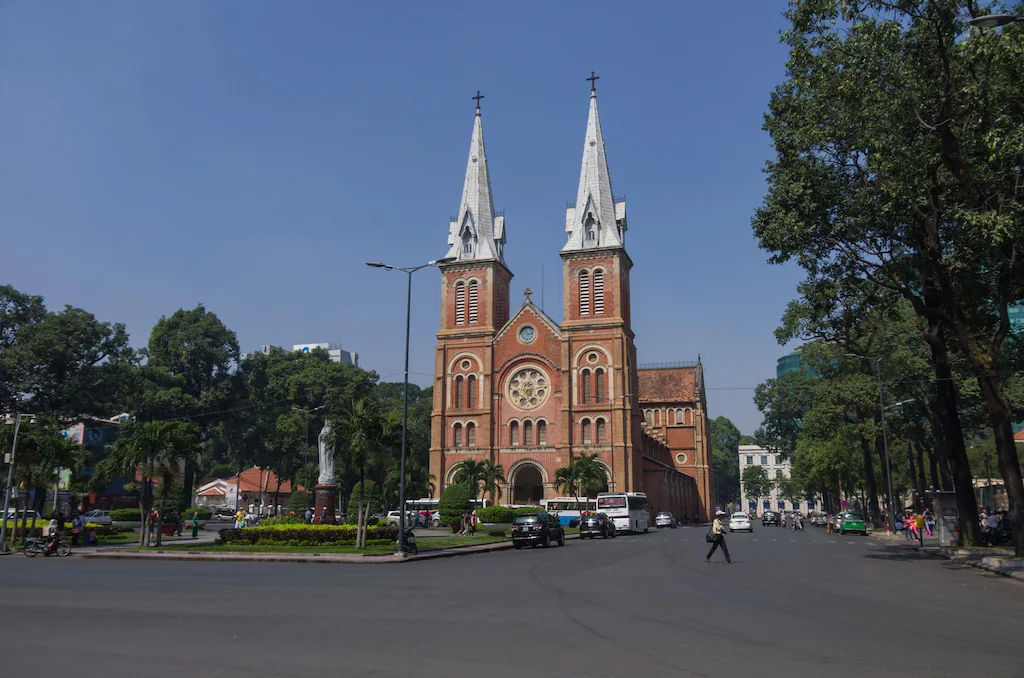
left=111, top=509, right=142, bottom=522
left=476, top=506, right=515, bottom=524
left=182, top=508, right=213, bottom=521
left=220, top=524, right=399, bottom=546
left=438, top=484, right=472, bottom=525
left=514, top=506, right=545, bottom=515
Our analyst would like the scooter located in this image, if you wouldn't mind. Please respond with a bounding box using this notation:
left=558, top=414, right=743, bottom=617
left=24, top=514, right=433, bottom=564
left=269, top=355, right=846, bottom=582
left=23, top=536, right=71, bottom=557
left=399, top=528, right=418, bottom=555
left=791, top=518, right=804, bottom=532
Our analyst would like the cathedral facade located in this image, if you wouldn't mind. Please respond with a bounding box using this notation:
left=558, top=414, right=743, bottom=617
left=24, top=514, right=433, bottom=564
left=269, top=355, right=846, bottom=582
left=429, top=85, right=716, bottom=521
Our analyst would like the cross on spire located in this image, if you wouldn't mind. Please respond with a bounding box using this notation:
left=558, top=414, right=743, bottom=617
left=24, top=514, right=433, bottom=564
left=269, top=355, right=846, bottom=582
left=523, top=288, right=533, bottom=302
left=473, top=90, right=485, bottom=112
left=587, top=71, right=600, bottom=92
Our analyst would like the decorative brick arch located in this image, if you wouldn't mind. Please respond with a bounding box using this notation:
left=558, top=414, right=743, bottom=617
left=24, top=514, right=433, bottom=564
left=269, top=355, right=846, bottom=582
left=447, top=351, right=481, bottom=373
left=572, top=342, right=613, bottom=367
left=507, top=458, right=549, bottom=484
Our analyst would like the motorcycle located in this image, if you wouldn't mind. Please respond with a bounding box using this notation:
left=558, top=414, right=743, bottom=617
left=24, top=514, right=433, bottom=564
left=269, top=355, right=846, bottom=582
left=399, top=528, right=418, bottom=555
left=23, top=536, right=71, bottom=557
left=791, top=518, right=804, bottom=532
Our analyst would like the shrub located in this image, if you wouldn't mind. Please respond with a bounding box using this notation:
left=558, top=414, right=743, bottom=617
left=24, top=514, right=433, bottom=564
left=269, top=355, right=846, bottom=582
left=287, top=490, right=312, bottom=512
left=476, top=506, right=515, bottom=524
left=438, top=484, right=472, bottom=525
left=111, top=509, right=142, bottom=522
left=182, top=508, right=213, bottom=521
left=261, top=515, right=307, bottom=526
left=219, top=524, right=398, bottom=546
left=515, top=506, right=544, bottom=516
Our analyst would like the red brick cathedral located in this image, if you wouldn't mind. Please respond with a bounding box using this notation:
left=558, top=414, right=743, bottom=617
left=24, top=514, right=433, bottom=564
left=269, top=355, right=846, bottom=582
left=429, top=84, right=716, bottom=521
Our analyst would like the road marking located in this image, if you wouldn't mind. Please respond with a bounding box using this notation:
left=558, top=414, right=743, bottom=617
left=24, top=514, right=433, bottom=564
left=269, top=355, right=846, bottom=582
left=829, top=540, right=837, bottom=544
left=847, top=541, right=855, bottom=544
left=790, top=540, right=796, bottom=543
left=772, top=539, right=777, bottom=542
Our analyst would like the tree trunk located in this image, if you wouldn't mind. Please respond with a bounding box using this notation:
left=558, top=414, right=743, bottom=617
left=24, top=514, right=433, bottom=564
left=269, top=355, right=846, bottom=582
left=920, top=321, right=980, bottom=545
left=974, top=372, right=1024, bottom=557
left=906, top=442, right=923, bottom=512
left=861, top=438, right=882, bottom=527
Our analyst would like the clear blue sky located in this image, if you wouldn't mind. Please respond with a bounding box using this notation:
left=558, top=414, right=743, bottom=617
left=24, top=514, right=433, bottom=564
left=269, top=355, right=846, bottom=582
left=1, top=1, right=802, bottom=435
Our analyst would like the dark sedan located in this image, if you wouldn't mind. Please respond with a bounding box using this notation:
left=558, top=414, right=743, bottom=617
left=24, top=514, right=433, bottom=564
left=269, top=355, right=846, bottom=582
left=579, top=512, right=617, bottom=539
left=762, top=511, right=780, bottom=527
left=511, top=512, right=566, bottom=549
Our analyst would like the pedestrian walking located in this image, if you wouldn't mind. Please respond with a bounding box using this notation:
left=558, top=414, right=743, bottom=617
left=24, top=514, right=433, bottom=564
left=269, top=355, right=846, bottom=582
left=705, top=510, right=732, bottom=564
left=234, top=509, right=245, bottom=529
left=915, top=512, right=925, bottom=545
left=71, top=513, right=83, bottom=547
left=304, top=507, right=313, bottom=524
left=190, top=512, right=200, bottom=539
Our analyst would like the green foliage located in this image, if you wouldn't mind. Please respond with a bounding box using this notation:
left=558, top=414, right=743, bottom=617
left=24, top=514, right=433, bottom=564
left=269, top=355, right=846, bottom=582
left=453, top=459, right=487, bottom=497
left=554, top=453, right=608, bottom=499
left=220, top=523, right=398, bottom=546
left=438, top=484, right=472, bottom=524
left=475, top=506, right=514, bottom=524
left=711, top=416, right=742, bottom=503
left=741, top=466, right=774, bottom=508
left=479, top=460, right=506, bottom=503
left=346, top=479, right=381, bottom=522
left=287, top=490, right=312, bottom=512
left=181, top=508, right=212, bottom=521
left=110, top=508, right=142, bottom=522
left=260, top=514, right=307, bottom=525
left=207, top=463, right=237, bottom=479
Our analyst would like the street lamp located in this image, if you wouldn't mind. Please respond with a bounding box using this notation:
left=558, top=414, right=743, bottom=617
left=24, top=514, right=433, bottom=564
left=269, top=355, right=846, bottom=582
left=589, top=393, right=633, bottom=493
left=2, top=413, right=38, bottom=552
left=367, top=256, right=454, bottom=554
left=292, top=405, right=325, bottom=466
left=845, top=353, right=897, bottom=534
left=968, top=13, right=1022, bottom=28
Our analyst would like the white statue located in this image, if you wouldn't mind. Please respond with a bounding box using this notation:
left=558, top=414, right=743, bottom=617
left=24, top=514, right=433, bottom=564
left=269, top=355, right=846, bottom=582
left=317, top=421, right=336, bottom=485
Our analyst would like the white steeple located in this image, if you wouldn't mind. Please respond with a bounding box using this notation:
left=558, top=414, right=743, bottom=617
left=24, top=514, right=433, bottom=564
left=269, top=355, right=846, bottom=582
left=445, top=92, right=505, bottom=263
left=563, top=75, right=626, bottom=252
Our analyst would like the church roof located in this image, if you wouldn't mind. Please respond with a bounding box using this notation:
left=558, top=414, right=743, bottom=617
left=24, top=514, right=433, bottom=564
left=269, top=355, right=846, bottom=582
left=1015, top=428, right=1024, bottom=444
left=494, top=289, right=562, bottom=344
left=563, top=86, right=626, bottom=253
left=637, top=364, right=699, bottom=403
left=445, top=98, right=505, bottom=263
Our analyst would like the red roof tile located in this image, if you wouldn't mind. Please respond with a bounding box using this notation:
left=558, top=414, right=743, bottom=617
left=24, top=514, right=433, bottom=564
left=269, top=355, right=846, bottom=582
left=637, top=367, right=697, bottom=404
left=1015, top=428, right=1024, bottom=443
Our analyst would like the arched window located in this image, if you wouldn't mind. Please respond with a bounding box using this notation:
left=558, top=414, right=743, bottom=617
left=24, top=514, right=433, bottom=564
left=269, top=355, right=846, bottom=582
left=595, top=368, right=606, bottom=400
left=584, top=212, right=597, bottom=244
left=579, top=270, right=590, bottom=316
left=537, top=421, right=547, bottom=445
left=593, top=269, right=604, bottom=314
left=454, top=376, right=464, bottom=409
left=684, top=408, right=693, bottom=425
left=581, top=369, right=591, bottom=404
left=582, top=419, right=592, bottom=444
left=596, top=419, right=607, bottom=445
left=455, top=282, right=466, bottom=325
left=645, top=410, right=653, bottom=426
left=468, top=281, right=479, bottom=324
left=510, top=421, right=519, bottom=446
left=654, top=410, right=661, bottom=426
left=467, top=375, right=477, bottom=409
left=462, top=231, right=473, bottom=255
left=453, top=423, right=463, bottom=448
left=523, top=420, right=533, bottom=446
left=466, top=422, right=476, bottom=447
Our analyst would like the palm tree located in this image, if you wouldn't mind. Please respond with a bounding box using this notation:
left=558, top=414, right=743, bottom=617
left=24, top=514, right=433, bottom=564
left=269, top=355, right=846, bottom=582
left=336, top=398, right=385, bottom=547
left=573, top=453, right=609, bottom=498
left=479, top=460, right=506, bottom=504
left=553, top=465, right=578, bottom=500
left=453, top=459, right=487, bottom=500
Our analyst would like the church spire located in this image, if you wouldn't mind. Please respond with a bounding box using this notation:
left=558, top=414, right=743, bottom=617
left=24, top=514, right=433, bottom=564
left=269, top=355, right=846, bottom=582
left=563, top=74, right=626, bottom=252
left=446, top=92, right=505, bottom=263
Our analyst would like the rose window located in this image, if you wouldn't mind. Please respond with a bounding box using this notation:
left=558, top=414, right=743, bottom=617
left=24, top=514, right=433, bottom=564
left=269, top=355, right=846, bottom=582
left=507, top=368, right=549, bottom=411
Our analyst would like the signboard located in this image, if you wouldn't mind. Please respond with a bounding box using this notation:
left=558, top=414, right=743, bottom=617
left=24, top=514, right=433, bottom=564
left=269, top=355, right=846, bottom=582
left=57, top=491, right=73, bottom=500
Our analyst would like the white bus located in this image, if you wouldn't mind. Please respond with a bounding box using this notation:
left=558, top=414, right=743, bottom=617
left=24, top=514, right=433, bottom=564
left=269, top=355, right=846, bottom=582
left=596, top=492, right=651, bottom=533
left=539, top=497, right=598, bottom=526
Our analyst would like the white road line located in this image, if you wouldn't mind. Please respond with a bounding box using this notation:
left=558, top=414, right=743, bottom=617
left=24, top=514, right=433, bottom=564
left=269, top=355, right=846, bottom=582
left=829, top=540, right=837, bottom=544
left=846, top=541, right=855, bottom=544
left=790, top=540, right=796, bottom=543
left=772, top=539, right=777, bottom=542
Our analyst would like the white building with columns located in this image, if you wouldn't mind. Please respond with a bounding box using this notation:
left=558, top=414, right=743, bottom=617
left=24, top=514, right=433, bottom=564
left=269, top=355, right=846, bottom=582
left=738, top=444, right=816, bottom=514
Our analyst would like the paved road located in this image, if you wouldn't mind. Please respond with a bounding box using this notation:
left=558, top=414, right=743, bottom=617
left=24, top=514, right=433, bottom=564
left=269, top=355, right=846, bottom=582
left=1, top=527, right=1022, bottom=677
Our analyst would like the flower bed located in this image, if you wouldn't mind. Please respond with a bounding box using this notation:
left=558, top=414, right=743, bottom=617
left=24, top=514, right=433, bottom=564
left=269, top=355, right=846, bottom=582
left=220, top=523, right=399, bottom=547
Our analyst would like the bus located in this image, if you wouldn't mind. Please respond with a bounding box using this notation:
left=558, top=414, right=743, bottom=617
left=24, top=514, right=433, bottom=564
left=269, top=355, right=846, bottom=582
left=596, top=492, right=651, bottom=533
left=539, top=497, right=598, bottom=526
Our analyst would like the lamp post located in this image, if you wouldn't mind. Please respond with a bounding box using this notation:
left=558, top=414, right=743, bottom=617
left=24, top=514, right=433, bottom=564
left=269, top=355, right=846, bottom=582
left=845, top=354, right=898, bottom=534
left=2, top=413, right=37, bottom=552
left=292, top=405, right=325, bottom=467
left=367, top=257, right=454, bottom=554
left=589, top=393, right=633, bottom=493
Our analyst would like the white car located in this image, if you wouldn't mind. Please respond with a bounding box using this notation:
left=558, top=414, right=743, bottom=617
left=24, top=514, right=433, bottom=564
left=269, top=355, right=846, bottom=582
left=80, top=509, right=112, bottom=525
left=654, top=512, right=677, bottom=528
left=728, top=512, right=753, bottom=532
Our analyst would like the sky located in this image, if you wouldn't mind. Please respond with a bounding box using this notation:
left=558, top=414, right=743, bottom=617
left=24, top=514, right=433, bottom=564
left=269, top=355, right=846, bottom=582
left=0, top=1, right=803, bottom=435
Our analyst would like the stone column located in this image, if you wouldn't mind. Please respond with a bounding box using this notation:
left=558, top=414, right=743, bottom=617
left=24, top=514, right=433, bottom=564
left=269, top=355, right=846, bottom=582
left=313, top=483, right=338, bottom=524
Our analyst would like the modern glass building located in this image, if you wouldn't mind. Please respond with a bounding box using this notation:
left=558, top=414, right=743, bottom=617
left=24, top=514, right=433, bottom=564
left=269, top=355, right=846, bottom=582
left=776, top=351, right=803, bottom=379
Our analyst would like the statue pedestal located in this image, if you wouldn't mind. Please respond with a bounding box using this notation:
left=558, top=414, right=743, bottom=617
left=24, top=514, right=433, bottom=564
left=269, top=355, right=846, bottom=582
left=313, top=483, right=338, bottom=524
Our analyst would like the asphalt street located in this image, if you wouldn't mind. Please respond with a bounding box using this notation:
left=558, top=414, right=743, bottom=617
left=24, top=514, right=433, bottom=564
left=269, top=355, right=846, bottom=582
left=1, top=526, right=1022, bottom=678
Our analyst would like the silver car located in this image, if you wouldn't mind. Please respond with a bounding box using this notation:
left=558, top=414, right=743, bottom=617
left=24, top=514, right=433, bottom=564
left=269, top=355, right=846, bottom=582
left=654, top=511, right=677, bottom=528
left=80, top=509, right=112, bottom=525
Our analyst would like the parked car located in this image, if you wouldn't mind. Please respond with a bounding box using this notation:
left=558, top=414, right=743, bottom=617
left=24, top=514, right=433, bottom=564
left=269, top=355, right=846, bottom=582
left=511, top=512, right=565, bottom=548
left=386, top=510, right=419, bottom=527
left=4, top=509, right=40, bottom=522
left=212, top=507, right=237, bottom=521
left=839, top=511, right=868, bottom=535
left=761, top=511, right=780, bottom=527
left=80, top=509, right=112, bottom=526
left=579, top=512, right=616, bottom=539
left=654, top=511, right=677, bottom=529
left=728, top=512, right=753, bottom=532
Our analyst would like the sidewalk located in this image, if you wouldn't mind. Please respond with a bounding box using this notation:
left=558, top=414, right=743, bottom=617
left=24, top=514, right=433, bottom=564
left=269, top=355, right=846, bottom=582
left=870, top=531, right=1024, bottom=582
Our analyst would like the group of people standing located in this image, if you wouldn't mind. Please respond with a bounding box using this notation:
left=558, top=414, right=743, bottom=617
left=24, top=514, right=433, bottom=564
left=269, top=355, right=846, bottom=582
left=895, top=510, right=934, bottom=543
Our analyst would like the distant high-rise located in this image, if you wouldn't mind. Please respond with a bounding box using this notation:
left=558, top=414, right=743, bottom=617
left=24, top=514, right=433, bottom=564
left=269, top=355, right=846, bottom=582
left=292, top=342, right=358, bottom=367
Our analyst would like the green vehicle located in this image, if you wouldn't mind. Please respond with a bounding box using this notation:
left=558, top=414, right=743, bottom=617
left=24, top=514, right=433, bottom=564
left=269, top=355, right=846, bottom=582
left=839, top=511, right=867, bottom=536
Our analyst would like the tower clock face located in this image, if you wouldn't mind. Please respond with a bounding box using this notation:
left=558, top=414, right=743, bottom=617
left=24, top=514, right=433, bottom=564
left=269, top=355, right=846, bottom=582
left=507, top=367, right=548, bottom=410
left=518, top=326, right=536, bottom=344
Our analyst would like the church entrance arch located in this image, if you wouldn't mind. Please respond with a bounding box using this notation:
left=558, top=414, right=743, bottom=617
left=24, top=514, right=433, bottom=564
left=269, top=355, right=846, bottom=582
left=510, top=461, right=545, bottom=505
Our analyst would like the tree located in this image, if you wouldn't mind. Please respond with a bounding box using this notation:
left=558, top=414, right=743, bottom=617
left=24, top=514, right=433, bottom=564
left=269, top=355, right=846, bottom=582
left=710, top=416, right=742, bottom=505
left=0, top=285, right=45, bottom=413
left=453, top=459, right=487, bottom=499
left=741, top=466, right=774, bottom=515
left=554, top=453, right=609, bottom=503
left=479, top=460, right=506, bottom=504
left=753, top=0, right=1024, bottom=553
left=776, top=476, right=804, bottom=509
left=438, top=483, right=471, bottom=527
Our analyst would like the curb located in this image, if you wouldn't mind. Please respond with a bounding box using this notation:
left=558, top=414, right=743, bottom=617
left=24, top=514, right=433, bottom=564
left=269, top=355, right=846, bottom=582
left=871, top=535, right=1024, bottom=582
